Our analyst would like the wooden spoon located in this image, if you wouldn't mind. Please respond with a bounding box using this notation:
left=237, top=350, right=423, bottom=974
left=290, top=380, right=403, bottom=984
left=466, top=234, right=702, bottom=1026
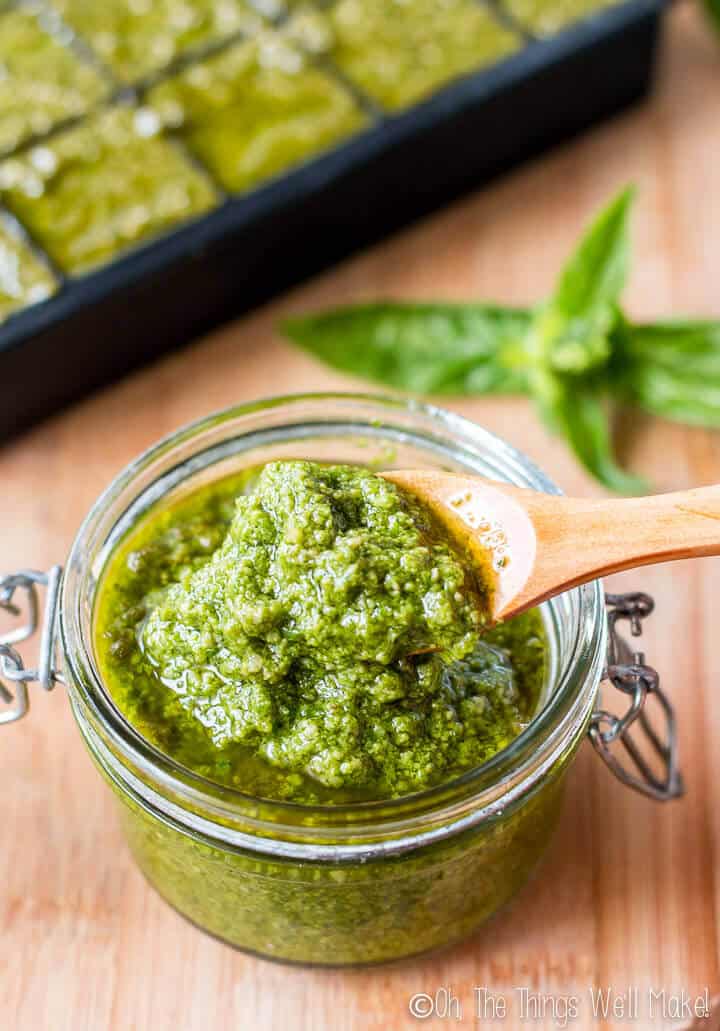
left=381, top=470, right=720, bottom=622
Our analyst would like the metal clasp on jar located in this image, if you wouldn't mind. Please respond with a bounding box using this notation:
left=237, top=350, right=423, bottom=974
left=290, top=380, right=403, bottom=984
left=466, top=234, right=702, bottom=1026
left=0, top=567, right=63, bottom=724
left=589, top=592, right=684, bottom=801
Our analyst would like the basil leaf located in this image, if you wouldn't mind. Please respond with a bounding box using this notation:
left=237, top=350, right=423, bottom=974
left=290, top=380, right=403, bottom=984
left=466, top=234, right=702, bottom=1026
left=535, top=370, right=647, bottom=493
left=532, top=187, right=635, bottom=375
left=628, top=366, right=720, bottom=427
left=705, top=0, right=720, bottom=34
left=611, top=319, right=720, bottom=426
left=622, top=320, right=720, bottom=378
left=283, top=303, right=533, bottom=395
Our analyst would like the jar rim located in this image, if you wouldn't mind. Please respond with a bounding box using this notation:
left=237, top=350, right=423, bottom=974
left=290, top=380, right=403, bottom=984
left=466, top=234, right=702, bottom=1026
left=60, top=392, right=606, bottom=854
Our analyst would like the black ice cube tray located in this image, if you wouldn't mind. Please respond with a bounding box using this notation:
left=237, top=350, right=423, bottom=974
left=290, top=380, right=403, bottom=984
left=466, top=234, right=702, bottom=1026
left=0, top=0, right=668, bottom=441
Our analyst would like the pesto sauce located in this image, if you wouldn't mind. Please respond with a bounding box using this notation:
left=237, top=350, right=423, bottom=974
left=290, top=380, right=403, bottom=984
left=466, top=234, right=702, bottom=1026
left=94, top=461, right=546, bottom=804
left=0, top=219, right=56, bottom=323
left=0, top=106, right=217, bottom=275
left=148, top=33, right=366, bottom=195
left=293, top=0, right=522, bottom=113
left=0, top=7, right=107, bottom=156
left=54, top=0, right=264, bottom=84
left=503, top=0, right=622, bottom=35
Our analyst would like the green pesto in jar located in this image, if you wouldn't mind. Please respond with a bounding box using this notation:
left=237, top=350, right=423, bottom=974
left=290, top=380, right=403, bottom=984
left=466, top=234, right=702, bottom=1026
left=94, top=461, right=546, bottom=804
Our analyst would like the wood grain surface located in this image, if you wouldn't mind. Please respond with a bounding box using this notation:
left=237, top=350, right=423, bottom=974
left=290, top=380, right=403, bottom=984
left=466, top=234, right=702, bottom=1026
left=2, top=4, right=720, bottom=1028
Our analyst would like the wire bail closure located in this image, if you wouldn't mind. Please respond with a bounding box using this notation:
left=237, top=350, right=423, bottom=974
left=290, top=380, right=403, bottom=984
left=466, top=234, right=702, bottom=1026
left=0, top=567, right=63, bottom=725
left=590, top=592, right=684, bottom=801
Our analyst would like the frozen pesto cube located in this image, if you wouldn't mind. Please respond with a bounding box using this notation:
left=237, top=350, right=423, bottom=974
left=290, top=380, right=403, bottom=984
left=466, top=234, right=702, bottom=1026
left=148, top=33, right=366, bottom=194
left=53, top=0, right=264, bottom=83
left=324, top=0, right=521, bottom=112
left=0, top=220, right=56, bottom=323
left=502, top=0, right=620, bottom=34
left=0, top=6, right=107, bottom=155
left=0, top=107, right=217, bottom=275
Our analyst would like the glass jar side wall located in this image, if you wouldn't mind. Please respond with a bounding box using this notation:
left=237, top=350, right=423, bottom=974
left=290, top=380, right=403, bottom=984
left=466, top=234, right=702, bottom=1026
left=115, top=752, right=572, bottom=965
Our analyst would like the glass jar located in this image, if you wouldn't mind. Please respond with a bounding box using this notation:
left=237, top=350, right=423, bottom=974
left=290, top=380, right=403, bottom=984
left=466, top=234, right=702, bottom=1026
left=0, top=393, right=683, bottom=966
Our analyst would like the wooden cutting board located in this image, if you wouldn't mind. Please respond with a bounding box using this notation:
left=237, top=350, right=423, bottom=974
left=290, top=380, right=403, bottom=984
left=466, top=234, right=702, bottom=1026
left=2, top=4, right=720, bottom=1028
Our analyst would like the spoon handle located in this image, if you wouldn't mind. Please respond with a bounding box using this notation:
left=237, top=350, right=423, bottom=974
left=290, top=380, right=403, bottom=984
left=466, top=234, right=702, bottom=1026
left=518, top=483, right=720, bottom=609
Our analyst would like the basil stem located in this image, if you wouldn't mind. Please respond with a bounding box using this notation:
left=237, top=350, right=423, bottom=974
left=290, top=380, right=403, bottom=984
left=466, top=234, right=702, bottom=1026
left=528, top=187, right=633, bottom=376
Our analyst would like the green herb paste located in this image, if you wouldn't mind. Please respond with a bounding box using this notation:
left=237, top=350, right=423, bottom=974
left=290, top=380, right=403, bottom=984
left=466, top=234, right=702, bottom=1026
left=0, top=106, right=217, bottom=275
left=288, top=0, right=522, bottom=113
left=95, top=461, right=546, bottom=805
left=503, top=0, right=622, bottom=36
left=0, top=7, right=107, bottom=156
left=0, top=219, right=56, bottom=323
left=53, top=0, right=264, bottom=84
left=148, top=33, right=366, bottom=195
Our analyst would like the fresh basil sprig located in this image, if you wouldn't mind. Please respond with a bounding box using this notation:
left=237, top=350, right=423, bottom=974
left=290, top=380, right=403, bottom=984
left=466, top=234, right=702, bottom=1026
left=283, top=188, right=720, bottom=493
